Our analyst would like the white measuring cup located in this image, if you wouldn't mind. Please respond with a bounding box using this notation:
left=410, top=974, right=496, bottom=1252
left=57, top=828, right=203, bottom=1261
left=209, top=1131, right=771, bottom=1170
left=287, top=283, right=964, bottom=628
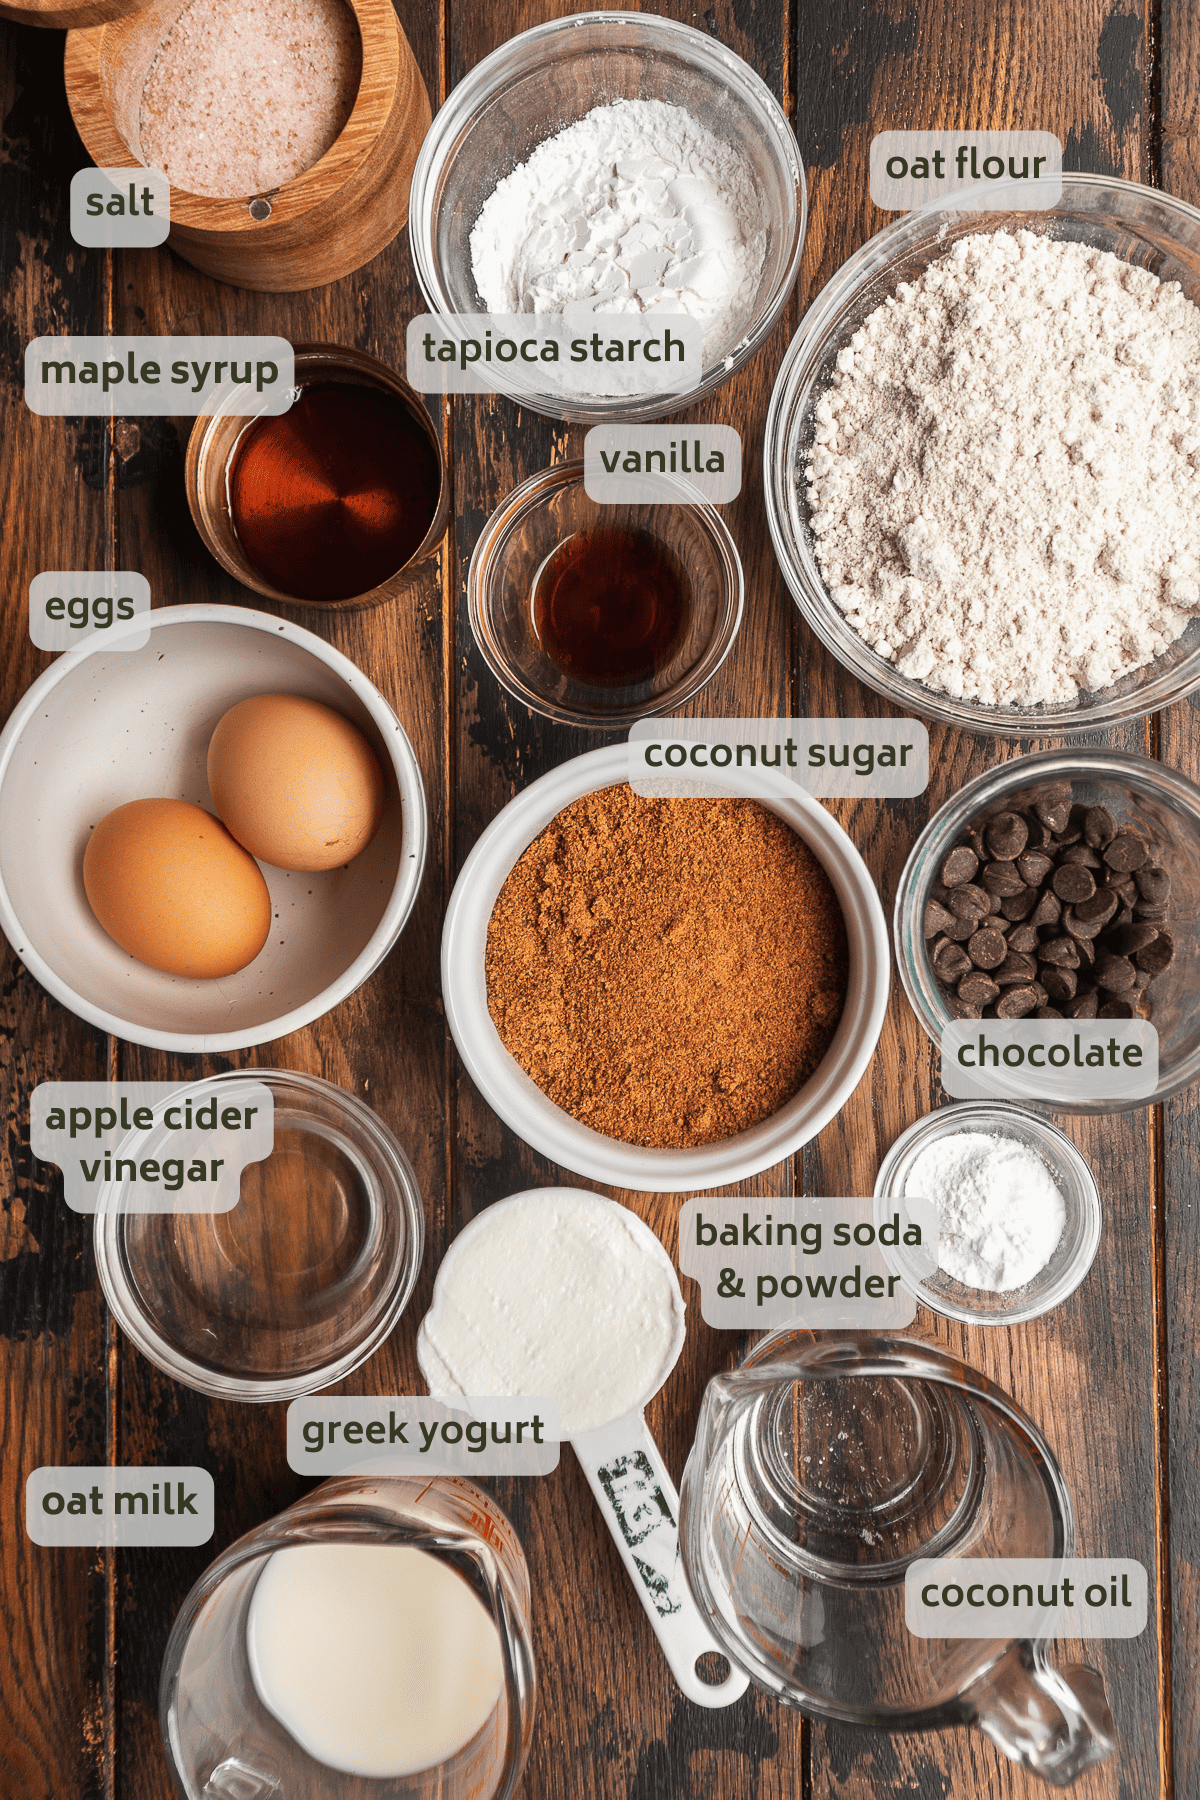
left=417, top=1187, right=748, bottom=1709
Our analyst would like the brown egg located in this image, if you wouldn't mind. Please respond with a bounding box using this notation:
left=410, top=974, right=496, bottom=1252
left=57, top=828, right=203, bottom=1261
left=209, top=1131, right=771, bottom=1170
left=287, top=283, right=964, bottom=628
left=207, top=694, right=385, bottom=873
left=83, top=799, right=272, bottom=979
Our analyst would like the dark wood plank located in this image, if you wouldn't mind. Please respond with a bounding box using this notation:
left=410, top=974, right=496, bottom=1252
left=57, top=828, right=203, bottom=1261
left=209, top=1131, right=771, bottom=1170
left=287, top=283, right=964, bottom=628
left=100, top=3, right=450, bottom=1791
left=0, top=23, right=118, bottom=1800
left=446, top=2, right=805, bottom=1792
left=794, top=2, right=1165, bottom=1796
left=1157, top=5, right=1200, bottom=1795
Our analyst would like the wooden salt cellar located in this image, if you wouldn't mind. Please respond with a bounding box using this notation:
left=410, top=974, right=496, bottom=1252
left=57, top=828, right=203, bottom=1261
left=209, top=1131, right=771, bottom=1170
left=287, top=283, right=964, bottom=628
left=1, top=0, right=148, bottom=29
left=63, top=0, right=431, bottom=292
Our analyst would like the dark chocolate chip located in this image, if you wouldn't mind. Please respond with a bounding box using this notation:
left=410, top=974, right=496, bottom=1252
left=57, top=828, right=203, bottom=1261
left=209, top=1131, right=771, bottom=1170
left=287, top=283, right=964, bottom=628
left=1083, top=805, right=1116, bottom=848
left=1135, top=865, right=1170, bottom=905
left=1006, top=923, right=1039, bottom=953
left=982, top=861, right=1028, bottom=896
left=1053, top=864, right=1096, bottom=904
left=1098, top=999, right=1135, bottom=1019
left=1073, top=889, right=1119, bottom=928
left=1062, top=905, right=1103, bottom=942
left=942, top=914, right=977, bottom=941
left=1042, top=968, right=1078, bottom=1003
left=947, top=994, right=983, bottom=1019
left=1035, top=1006, right=1064, bottom=1019
left=1113, top=923, right=1159, bottom=956
left=985, top=812, right=1029, bottom=860
left=995, top=951, right=1038, bottom=984
left=1136, top=932, right=1174, bottom=975
left=1116, top=905, right=1135, bottom=927
left=1067, top=991, right=1099, bottom=1019
left=1017, top=850, right=1054, bottom=886
left=940, top=845, right=980, bottom=887
left=949, top=883, right=991, bottom=921
left=933, top=942, right=973, bottom=982
left=1095, top=953, right=1136, bottom=992
left=1075, top=934, right=1096, bottom=966
left=924, top=899, right=957, bottom=937
left=1061, top=843, right=1101, bottom=869
left=1000, top=887, right=1038, bottom=921
left=1034, top=798, right=1071, bottom=834
left=966, top=927, right=1008, bottom=970
left=1133, top=901, right=1170, bottom=922
left=1038, top=937, right=1080, bottom=968
left=997, top=985, right=1040, bottom=1018
left=1103, top=832, right=1147, bottom=873
left=1030, top=889, right=1062, bottom=928
left=958, top=972, right=1001, bottom=1005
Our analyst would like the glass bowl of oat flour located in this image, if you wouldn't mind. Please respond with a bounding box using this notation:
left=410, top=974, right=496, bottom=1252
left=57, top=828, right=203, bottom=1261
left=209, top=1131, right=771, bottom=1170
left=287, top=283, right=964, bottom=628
left=766, top=175, right=1200, bottom=735
left=409, top=12, right=805, bottom=422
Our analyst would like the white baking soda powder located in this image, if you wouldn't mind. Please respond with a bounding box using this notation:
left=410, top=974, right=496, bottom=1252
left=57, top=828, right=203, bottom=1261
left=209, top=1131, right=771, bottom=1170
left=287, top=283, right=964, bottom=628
left=904, top=1130, right=1066, bottom=1291
left=246, top=1542, right=505, bottom=1776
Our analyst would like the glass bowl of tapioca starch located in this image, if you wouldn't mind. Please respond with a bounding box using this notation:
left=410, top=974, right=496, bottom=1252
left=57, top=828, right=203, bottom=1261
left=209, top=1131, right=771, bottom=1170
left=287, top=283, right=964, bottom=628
left=766, top=173, right=1200, bottom=737
left=408, top=11, right=806, bottom=421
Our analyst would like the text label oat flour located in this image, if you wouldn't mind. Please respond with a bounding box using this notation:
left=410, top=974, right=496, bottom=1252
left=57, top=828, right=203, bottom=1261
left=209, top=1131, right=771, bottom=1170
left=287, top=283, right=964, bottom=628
left=679, top=1196, right=937, bottom=1329
left=29, top=572, right=151, bottom=653
left=629, top=717, right=929, bottom=800
left=941, top=1020, right=1158, bottom=1103
left=870, top=132, right=1063, bottom=211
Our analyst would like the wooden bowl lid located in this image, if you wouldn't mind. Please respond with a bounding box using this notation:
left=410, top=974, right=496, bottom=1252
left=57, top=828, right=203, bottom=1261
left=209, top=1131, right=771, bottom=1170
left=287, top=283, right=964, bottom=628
left=1, top=0, right=152, bottom=28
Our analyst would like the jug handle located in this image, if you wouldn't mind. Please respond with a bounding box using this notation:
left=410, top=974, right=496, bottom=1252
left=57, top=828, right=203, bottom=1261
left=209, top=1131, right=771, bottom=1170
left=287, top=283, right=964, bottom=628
left=963, top=1642, right=1115, bottom=1785
left=573, top=1412, right=750, bottom=1709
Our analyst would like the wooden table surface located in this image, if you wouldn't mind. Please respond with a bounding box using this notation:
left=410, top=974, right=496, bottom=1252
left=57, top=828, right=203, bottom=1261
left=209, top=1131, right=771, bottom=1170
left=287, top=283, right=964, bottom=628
left=2, top=1, right=1198, bottom=1796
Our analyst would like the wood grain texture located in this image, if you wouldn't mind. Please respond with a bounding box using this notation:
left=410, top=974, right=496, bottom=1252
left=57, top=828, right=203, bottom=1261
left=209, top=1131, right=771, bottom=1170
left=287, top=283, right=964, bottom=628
left=1157, top=7, right=1200, bottom=1798
left=1, top=0, right=1195, bottom=1796
left=0, top=22, right=115, bottom=1800
left=794, top=2, right=1165, bottom=1796
left=65, top=0, right=431, bottom=290
left=447, top=2, right=802, bottom=1792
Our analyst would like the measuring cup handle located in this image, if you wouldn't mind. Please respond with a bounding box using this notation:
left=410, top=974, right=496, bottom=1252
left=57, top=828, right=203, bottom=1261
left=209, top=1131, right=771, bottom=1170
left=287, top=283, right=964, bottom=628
left=572, top=1413, right=750, bottom=1710
left=964, top=1643, right=1115, bottom=1785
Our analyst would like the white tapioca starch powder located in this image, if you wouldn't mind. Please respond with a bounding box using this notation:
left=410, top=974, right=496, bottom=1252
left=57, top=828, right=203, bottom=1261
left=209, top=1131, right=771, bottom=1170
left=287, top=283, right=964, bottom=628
left=469, top=99, right=766, bottom=356
left=805, top=229, right=1200, bottom=708
left=905, top=1129, right=1067, bottom=1292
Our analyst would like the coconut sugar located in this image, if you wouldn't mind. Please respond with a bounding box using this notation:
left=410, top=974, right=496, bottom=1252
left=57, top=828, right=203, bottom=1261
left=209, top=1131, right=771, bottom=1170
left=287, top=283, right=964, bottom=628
left=138, top=0, right=361, bottom=199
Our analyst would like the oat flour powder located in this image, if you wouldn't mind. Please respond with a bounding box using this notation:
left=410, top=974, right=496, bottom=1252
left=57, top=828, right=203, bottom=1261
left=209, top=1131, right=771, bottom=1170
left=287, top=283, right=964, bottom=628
left=805, top=229, right=1200, bottom=708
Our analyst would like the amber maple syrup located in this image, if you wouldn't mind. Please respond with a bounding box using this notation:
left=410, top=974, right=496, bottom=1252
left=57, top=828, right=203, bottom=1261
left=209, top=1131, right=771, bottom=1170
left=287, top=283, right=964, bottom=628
left=532, top=526, right=692, bottom=688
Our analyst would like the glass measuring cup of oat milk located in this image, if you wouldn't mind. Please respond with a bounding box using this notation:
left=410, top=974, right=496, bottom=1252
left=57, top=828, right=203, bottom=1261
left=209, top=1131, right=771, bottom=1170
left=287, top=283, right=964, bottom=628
left=160, top=1476, right=536, bottom=1800
left=678, top=1332, right=1115, bottom=1786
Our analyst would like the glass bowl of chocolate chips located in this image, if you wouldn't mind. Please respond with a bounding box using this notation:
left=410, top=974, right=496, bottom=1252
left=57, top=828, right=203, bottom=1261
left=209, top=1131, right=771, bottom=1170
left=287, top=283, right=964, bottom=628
left=895, top=748, right=1200, bottom=1110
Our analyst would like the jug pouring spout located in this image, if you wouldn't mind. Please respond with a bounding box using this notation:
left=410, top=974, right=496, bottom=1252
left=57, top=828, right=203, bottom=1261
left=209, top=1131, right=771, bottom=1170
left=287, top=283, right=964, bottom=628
left=964, top=1643, right=1115, bottom=1786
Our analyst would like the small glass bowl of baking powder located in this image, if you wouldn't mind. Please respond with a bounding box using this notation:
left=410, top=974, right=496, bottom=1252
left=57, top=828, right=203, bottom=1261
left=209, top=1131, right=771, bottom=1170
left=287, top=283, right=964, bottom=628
left=409, top=11, right=805, bottom=422
left=873, top=1102, right=1102, bottom=1326
left=765, top=173, right=1200, bottom=736
left=894, top=747, right=1200, bottom=1110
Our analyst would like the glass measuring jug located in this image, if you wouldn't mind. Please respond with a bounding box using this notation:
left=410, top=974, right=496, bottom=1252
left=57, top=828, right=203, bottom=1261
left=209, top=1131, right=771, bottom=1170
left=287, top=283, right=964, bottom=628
left=160, top=1476, right=536, bottom=1800
left=678, top=1332, right=1115, bottom=1786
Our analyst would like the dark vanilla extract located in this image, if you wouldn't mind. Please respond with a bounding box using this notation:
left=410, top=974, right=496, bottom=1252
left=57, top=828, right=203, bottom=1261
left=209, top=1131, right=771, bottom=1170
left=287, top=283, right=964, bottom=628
left=229, top=382, right=441, bottom=602
left=532, top=526, right=692, bottom=687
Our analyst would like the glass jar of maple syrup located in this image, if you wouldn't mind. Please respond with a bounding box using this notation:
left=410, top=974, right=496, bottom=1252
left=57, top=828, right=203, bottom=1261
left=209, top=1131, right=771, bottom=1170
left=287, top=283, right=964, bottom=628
left=186, top=345, right=448, bottom=610
left=468, top=462, right=744, bottom=728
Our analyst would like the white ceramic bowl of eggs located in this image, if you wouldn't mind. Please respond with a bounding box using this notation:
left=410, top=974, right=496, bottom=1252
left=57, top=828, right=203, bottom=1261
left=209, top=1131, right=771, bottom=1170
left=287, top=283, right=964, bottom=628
left=0, top=605, right=427, bottom=1051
